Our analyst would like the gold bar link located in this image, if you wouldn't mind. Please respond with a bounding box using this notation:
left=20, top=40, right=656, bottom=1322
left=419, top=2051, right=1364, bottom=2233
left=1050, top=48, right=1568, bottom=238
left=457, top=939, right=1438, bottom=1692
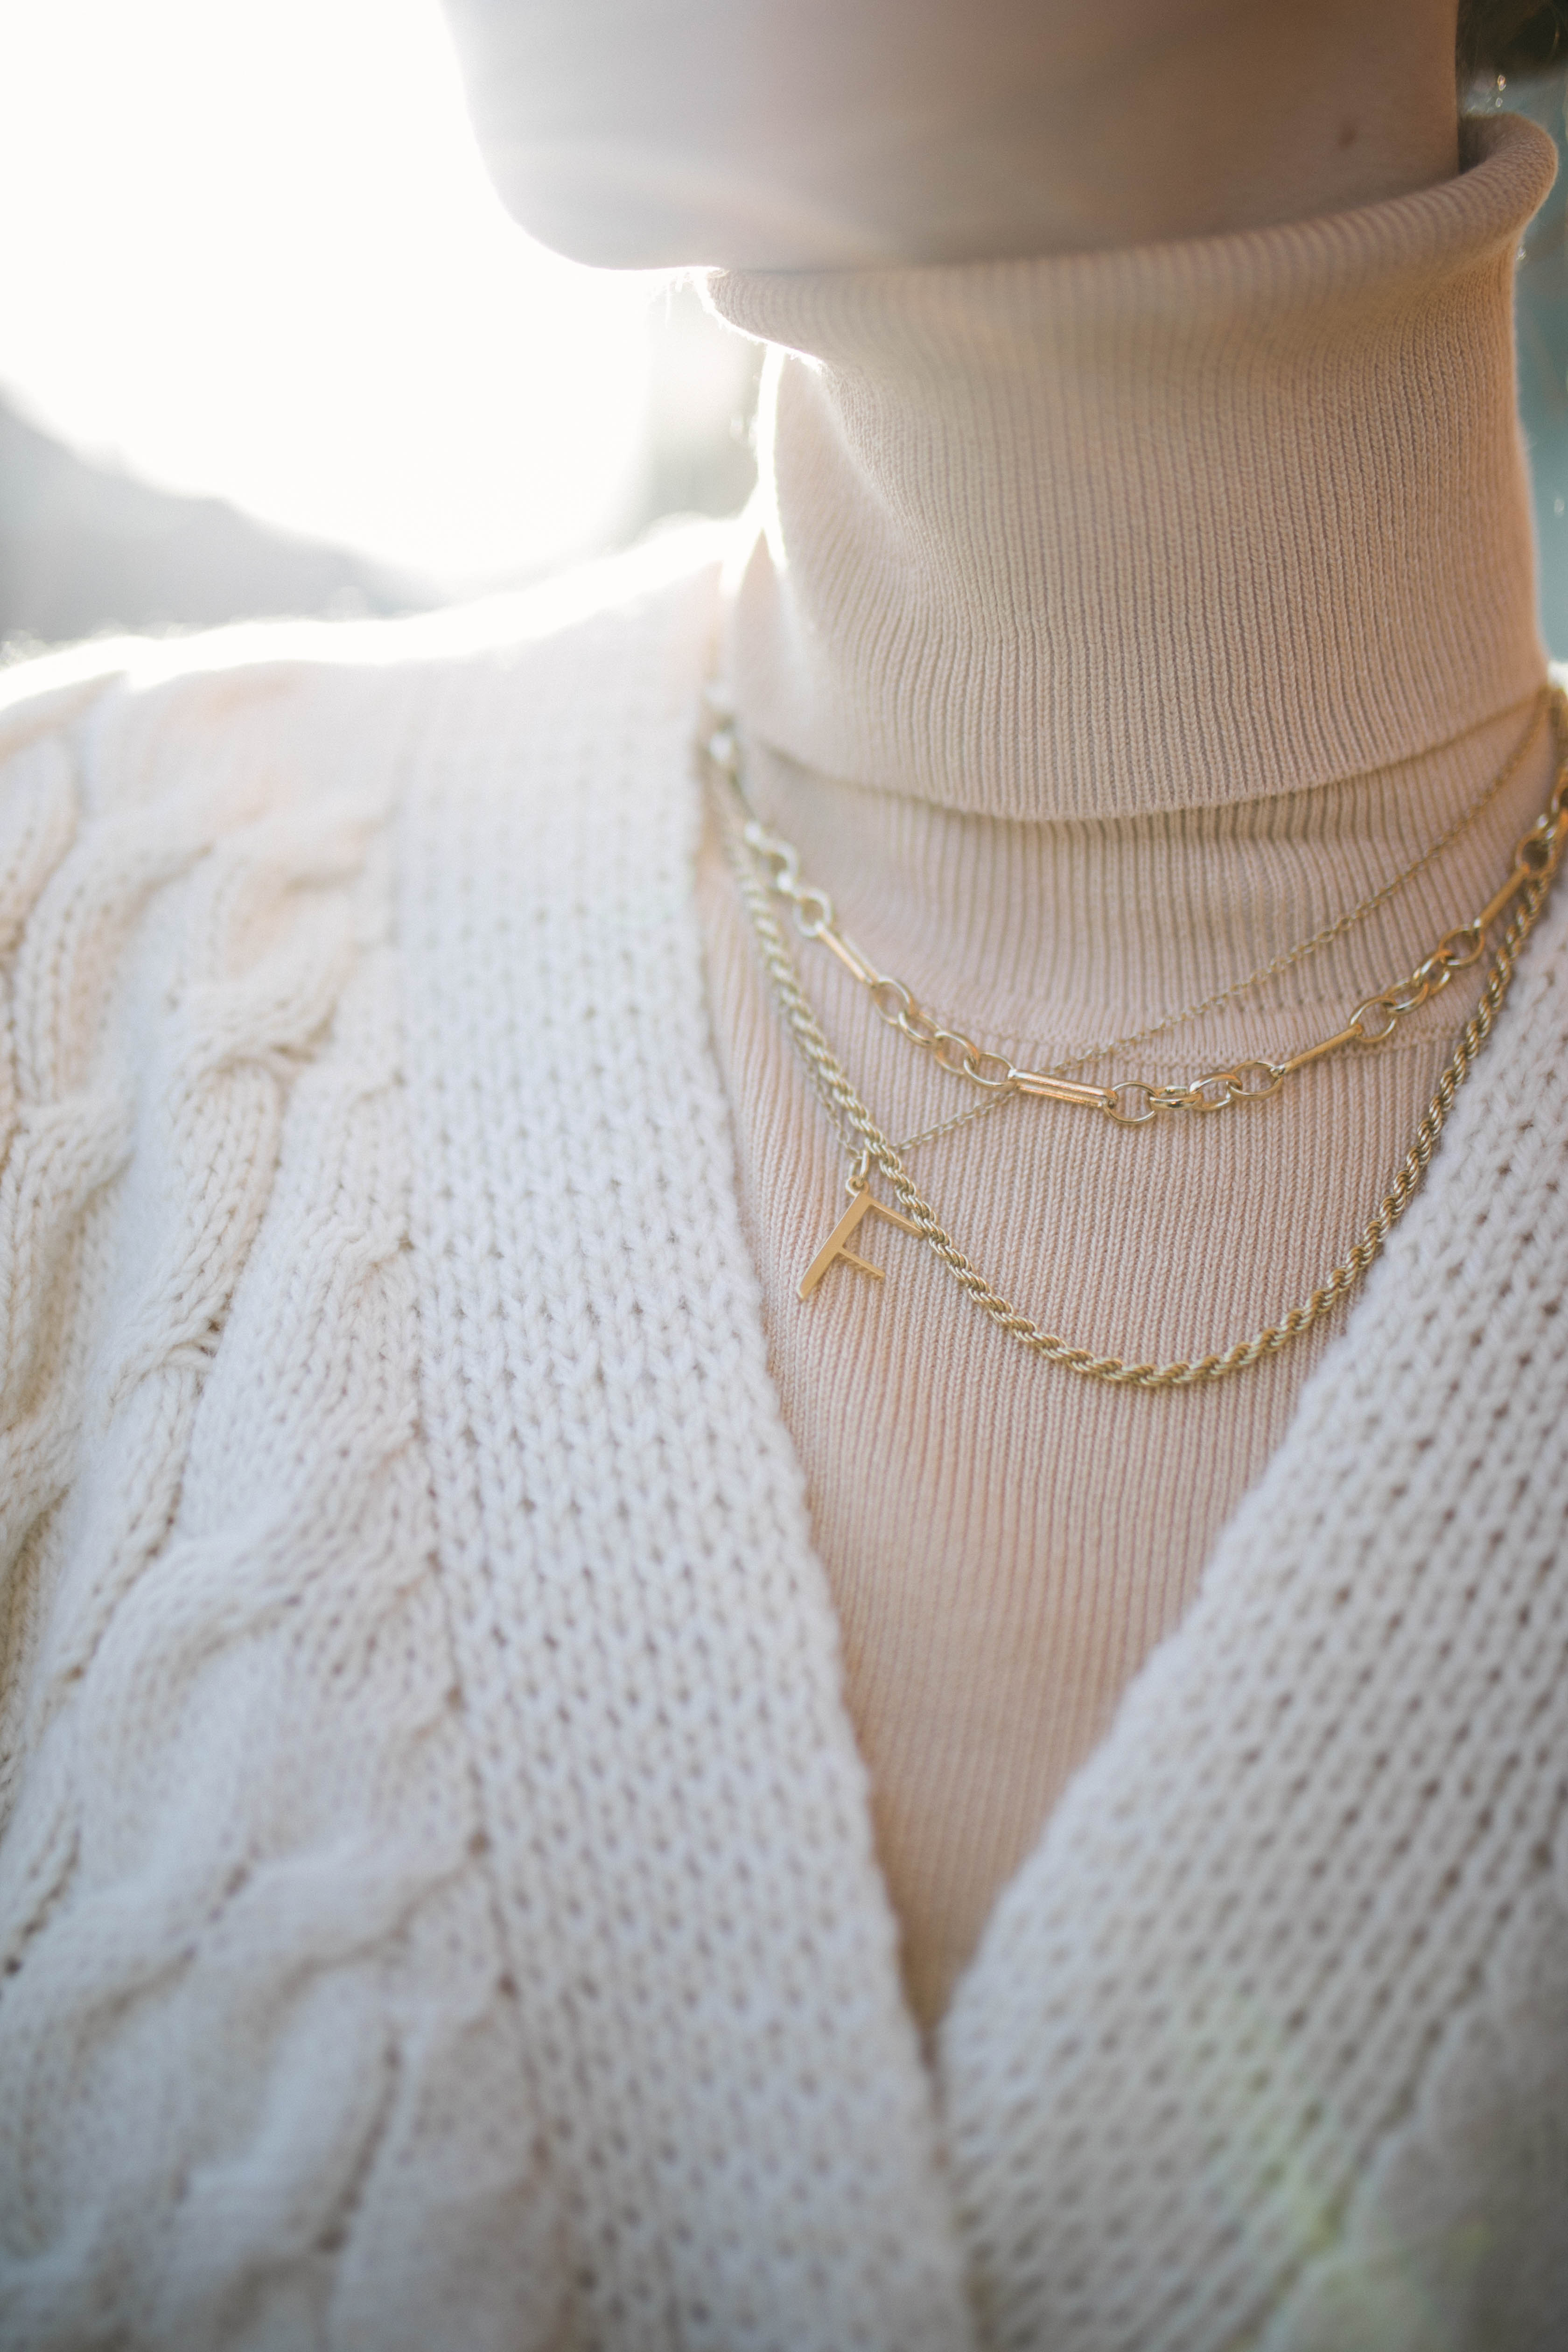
left=818, top=927, right=883, bottom=987
left=1278, top=1024, right=1364, bottom=1078
left=1011, top=1070, right=1116, bottom=1109
left=1474, top=866, right=1530, bottom=936
left=722, top=685, right=1568, bottom=1133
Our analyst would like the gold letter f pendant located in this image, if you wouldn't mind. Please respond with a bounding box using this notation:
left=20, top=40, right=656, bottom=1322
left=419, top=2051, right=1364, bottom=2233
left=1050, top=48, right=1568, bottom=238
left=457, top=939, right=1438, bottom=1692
left=798, top=1158, right=924, bottom=1301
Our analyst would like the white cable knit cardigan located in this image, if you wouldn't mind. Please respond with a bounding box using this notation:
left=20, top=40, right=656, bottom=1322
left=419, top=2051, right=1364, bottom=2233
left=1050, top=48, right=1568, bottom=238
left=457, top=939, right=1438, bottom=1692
left=1, top=534, right=1565, bottom=2352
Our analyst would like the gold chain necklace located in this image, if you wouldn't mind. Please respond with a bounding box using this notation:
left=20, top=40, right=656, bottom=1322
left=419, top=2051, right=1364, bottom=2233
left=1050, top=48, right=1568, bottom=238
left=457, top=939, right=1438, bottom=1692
left=711, top=689, right=1555, bottom=1125
left=709, top=690, right=1568, bottom=1386
left=1024, top=691, right=1548, bottom=1078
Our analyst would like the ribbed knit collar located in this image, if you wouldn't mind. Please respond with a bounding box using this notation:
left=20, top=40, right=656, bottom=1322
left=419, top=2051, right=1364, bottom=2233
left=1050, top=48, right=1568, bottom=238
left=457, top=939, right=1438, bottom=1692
left=709, top=112, right=1555, bottom=823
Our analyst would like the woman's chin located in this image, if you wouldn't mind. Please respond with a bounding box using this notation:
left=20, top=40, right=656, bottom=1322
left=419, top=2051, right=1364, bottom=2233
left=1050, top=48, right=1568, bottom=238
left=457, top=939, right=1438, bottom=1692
left=481, top=138, right=908, bottom=273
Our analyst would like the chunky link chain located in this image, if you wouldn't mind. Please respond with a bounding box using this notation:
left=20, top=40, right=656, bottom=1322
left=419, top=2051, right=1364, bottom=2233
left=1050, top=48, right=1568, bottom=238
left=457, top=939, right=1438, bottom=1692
left=709, top=688, right=1563, bottom=1128
left=710, top=692, right=1568, bottom=1386
left=1029, top=691, right=1547, bottom=1076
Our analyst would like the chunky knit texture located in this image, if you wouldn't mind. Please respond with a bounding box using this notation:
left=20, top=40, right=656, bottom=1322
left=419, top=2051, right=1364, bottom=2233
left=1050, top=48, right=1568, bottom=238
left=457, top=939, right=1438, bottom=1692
left=0, top=551, right=967, bottom=2352
left=0, top=534, right=1565, bottom=2350
left=2, top=110, right=1567, bottom=2352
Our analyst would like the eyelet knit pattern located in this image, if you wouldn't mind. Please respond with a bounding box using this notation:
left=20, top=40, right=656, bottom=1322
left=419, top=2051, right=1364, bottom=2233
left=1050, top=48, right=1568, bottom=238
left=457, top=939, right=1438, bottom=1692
left=1, top=543, right=1565, bottom=2349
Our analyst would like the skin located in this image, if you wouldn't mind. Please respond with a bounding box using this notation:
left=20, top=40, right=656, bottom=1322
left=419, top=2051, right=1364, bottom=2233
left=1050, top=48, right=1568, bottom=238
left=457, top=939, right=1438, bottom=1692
left=440, top=0, right=1463, bottom=270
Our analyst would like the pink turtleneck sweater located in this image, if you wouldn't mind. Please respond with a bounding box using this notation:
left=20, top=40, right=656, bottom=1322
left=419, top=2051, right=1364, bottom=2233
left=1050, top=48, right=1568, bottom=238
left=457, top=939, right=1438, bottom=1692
left=695, top=110, right=1558, bottom=2029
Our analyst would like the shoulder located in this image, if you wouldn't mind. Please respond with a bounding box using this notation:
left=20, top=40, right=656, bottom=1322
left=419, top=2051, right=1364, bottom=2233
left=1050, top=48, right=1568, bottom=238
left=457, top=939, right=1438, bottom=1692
left=0, top=531, right=726, bottom=2338
left=0, top=519, right=728, bottom=1611
left=0, top=524, right=725, bottom=1107
left=0, top=516, right=728, bottom=1306
left=0, top=524, right=728, bottom=1625
left=0, top=520, right=725, bottom=837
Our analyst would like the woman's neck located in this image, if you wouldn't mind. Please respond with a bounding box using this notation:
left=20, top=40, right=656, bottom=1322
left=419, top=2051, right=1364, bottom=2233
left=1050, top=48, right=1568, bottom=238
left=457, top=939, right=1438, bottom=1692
left=710, top=112, right=1553, bottom=826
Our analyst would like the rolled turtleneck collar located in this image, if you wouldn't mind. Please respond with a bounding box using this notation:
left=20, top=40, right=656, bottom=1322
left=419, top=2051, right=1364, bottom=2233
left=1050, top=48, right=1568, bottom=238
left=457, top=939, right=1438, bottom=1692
left=707, top=112, right=1555, bottom=824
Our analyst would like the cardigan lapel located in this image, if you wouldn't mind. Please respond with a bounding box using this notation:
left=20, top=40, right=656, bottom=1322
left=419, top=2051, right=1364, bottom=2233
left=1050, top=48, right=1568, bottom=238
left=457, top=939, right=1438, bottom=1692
left=402, top=543, right=1568, bottom=2351
left=398, top=549, right=973, bottom=2352
left=941, top=880, right=1568, bottom=2349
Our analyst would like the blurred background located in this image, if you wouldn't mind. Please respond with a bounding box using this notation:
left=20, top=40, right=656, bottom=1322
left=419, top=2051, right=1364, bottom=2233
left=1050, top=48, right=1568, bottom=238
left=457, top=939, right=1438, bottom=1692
left=1, top=4, right=1565, bottom=659
left=0, top=0, right=759, bottom=652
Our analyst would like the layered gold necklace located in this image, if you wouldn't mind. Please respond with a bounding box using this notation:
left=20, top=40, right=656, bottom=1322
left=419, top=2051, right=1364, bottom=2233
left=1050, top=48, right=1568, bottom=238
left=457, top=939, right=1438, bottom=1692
left=709, top=686, right=1568, bottom=1387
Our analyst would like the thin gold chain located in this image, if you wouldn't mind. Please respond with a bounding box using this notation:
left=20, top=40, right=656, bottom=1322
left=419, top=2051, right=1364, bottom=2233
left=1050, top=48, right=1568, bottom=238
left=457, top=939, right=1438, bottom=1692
left=893, top=1085, right=1020, bottom=1161
left=1042, top=688, right=1547, bottom=1074
left=712, top=687, right=1558, bottom=1126
left=714, top=702, right=1568, bottom=1386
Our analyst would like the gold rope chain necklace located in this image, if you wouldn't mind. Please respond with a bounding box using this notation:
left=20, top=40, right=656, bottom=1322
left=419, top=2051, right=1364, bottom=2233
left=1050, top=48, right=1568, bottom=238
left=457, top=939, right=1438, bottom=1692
left=709, top=687, right=1568, bottom=1387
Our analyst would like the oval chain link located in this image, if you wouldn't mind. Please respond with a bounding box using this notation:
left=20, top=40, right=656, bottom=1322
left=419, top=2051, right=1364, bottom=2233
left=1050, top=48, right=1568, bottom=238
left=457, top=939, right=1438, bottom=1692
left=714, top=692, right=1568, bottom=1127
left=710, top=691, right=1568, bottom=1386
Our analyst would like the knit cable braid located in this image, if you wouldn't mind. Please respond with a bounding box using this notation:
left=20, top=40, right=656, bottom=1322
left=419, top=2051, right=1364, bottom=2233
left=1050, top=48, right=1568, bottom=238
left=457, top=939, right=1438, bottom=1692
left=0, top=641, right=566, bottom=2350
